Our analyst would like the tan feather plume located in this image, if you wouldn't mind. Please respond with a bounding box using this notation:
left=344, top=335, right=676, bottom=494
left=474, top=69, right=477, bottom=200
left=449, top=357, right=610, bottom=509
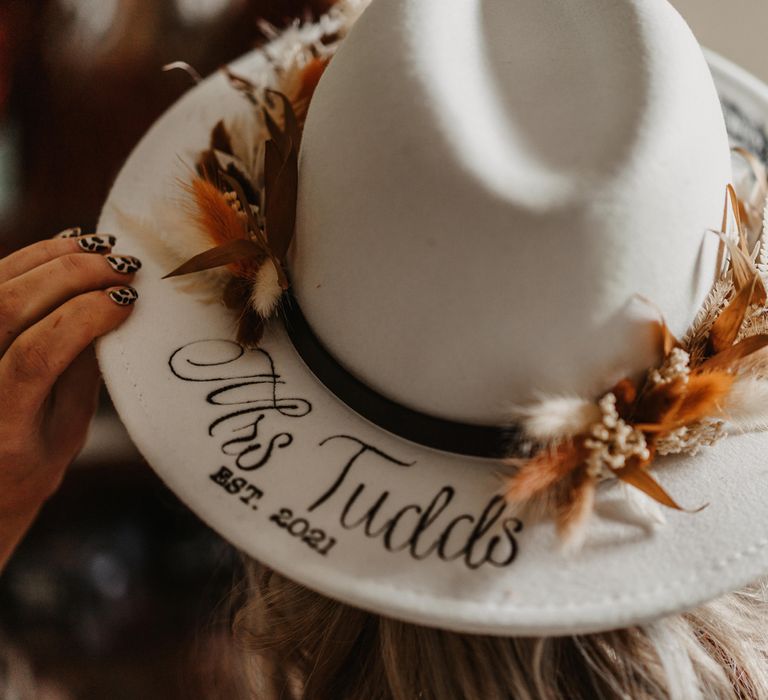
left=556, top=469, right=597, bottom=553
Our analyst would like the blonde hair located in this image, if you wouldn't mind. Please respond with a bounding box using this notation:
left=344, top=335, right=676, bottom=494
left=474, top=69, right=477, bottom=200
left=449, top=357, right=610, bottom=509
left=223, top=559, right=768, bottom=700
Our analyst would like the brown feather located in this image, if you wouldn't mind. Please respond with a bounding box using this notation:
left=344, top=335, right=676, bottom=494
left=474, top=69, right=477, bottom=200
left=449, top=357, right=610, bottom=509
left=163, top=239, right=264, bottom=279
left=504, top=442, right=586, bottom=504
left=649, top=317, right=680, bottom=358
left=265, top=146, right=299, bottom=264
left=196, top=148, right=221, bottom=183
left=611, top=378, right=638, bottom=419
left=634, top=372, right=734, bottom=432
left=263, top=105, right=292, bottom=161
left=187, top=177, right=248, bottom=246
left=223, top=67, right=259, bottom=106
left=210, top=120, right=233, bottom=155
left=633, top=379, right=687, bottom=428
left=612, top=458, right=685, bottom=511
left=266, top=89, right=300, bottom=150
left=295, top=58, right=328, bottom=117
left=260, top=94, right=300, bottom=265
left=223, top=276, right=252, bottom=311
left=671, top=371, right=735, bottom=427
left=237, top=306, right=265, bottom=349
left=184, top=177, right=266, bottom=279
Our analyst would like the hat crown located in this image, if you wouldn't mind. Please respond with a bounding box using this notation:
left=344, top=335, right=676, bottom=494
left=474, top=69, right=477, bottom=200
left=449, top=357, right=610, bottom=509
left=292, top=0, right=731, bottom=426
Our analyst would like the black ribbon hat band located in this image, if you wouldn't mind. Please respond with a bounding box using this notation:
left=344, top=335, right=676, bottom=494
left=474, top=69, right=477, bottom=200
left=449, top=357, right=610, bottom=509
left=281, top=295, right=525, bottom=459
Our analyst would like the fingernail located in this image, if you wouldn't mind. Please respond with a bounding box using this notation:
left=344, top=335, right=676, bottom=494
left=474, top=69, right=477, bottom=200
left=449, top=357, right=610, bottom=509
left=108, top=287, right=138, bottom=306
left=106, top=254, right=142, bottom=274
left=55, top=227, right=82, bottom=239
left=78, top=234, right=116, bottom=254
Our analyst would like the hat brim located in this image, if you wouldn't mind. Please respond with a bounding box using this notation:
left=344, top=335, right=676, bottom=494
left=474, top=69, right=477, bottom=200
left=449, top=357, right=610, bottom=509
left=97, top=48, right=768, bottom=636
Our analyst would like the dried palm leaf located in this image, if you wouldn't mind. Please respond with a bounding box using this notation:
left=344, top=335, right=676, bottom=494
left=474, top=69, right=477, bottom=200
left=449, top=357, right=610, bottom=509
left=707, top=277, right=757, bottom=353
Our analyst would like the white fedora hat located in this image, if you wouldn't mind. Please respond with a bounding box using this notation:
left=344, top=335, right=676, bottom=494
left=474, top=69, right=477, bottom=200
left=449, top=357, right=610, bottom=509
left=97, top=0, right=768, bottom=635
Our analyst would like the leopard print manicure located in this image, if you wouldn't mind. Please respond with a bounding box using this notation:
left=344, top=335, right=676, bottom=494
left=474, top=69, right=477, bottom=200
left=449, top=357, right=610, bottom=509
left=108, top=287, right=138, bottom=306
left=106, top=255, right=142, bottom=274
left=55, top=227, right=83, bottom=239
left=78, top=234, right=117, bottom=254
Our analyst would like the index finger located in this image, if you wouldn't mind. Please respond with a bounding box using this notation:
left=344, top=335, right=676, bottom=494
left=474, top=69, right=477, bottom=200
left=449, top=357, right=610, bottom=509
left=0, top=233, right=116, bottom=284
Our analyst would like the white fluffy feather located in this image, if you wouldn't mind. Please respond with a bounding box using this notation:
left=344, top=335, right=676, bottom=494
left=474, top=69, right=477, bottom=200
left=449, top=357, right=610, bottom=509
left=251, top=260, right=282, bottom=318
left=515, top=396, right=601, bottom=441
left=720, top=377, right=768, bottom=432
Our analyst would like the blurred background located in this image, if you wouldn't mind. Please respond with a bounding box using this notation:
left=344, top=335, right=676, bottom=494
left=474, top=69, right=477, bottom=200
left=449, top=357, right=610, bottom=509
left=0, top=1, right=765, bottom=698
left=0, top=1, right=333, bottom=698
left=672, top=0, right=768, bottom=85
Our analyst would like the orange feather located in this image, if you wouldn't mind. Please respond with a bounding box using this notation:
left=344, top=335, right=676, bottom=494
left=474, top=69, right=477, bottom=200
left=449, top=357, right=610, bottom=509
left=187, top=177, right=262, bottom=279
left=673, top=371, right=735, bottom=426
left=636, top=371, right=734, bottom=433
left=504, top=442, right=586, bottom=504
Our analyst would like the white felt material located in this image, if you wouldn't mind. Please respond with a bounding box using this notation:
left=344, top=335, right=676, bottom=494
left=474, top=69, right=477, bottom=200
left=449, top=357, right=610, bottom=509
left=96, top=8, right=768, bottom=634
left=293, top=0, right=732, bottom=425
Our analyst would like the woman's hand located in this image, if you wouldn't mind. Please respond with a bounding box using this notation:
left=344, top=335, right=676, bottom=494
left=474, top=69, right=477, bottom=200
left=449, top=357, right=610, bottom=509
left=0, top=228, right=140, bottom=569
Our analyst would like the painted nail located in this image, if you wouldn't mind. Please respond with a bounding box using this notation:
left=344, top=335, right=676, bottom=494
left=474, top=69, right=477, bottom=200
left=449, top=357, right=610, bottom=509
left=108, top=287, right=138, bottom=306
left=106, top=254, right=142, bottom=274
left=78, top=234, right=116, bottom=254
left=55, top=227, right=83, bottom=239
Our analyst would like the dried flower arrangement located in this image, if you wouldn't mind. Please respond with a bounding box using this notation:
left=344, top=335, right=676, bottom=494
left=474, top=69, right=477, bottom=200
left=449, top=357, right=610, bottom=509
left=164, top=0, right=368, bottom=345
left=164, top=91, right=302, bottom=346
left=506, top=160, right=768, bottom=550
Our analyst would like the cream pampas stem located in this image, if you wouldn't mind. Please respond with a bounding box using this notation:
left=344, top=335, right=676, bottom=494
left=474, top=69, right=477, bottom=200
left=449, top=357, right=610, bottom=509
left=251, top=259, right=282, bottom=317
left=557, top=472, right=597, bottom=554
left=516, top=396, right=601, bottom=442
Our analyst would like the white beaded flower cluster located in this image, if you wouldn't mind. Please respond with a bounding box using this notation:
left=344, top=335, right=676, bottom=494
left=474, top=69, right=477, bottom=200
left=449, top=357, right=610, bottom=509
left=584, top=394, right=651, bottom=479
left=649, top=347, right=691, bottom=386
